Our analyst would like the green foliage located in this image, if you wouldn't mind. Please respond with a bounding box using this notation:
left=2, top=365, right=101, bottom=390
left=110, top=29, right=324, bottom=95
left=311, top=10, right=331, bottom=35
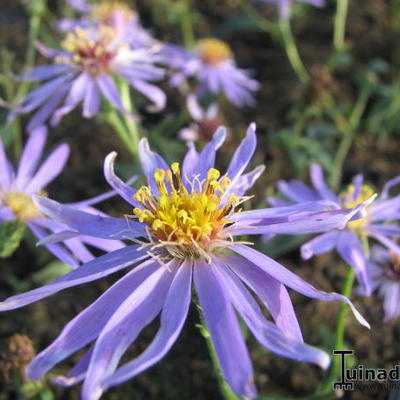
left=32, top=260, right=72, bottom=284
left=0, top=220, right=26, bottom=258
left=21, top=378, right=55, bottom=400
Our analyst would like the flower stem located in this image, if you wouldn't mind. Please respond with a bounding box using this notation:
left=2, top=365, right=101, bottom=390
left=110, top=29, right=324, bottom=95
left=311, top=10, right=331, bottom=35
left=180, top=0, right=195, bottom=48
left=278, top=17, right=309, bottom=83
left=105, top=108, right=138, bottom=158
left=318, top=267, right=356, bottom=394
left=196, top=305, right=240, bottom=400
left=119, top=79, right=140, bottom=157
left=239, top=0, right=275, bottom=35
left=329, top=84, right=371, bottom=191
left=16, top=0, right=46, bottom=101
left=12, top=0, right=45, bottom=157
left=331, top=268, right=356, bottom=376
left=333, top=0, right=349, bottom=52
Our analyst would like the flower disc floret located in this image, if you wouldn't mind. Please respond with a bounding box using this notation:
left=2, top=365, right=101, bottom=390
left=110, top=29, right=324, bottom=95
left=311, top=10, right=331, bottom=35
left=92, top=1, right=135, bottom=25
left=341, top=184, right=374, bottom=230
left=58, top=26, right=118, bottom=75
left=2, top=191, right=41, bottom=221
left=196, top=38, right=233, bottom=65
left=133, top=163, right=240, bottom=259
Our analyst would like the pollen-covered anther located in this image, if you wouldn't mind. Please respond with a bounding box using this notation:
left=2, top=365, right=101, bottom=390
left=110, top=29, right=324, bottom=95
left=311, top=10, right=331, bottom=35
left=341, top=184, right=374, bottom=230
left=133, top=164, right=240, bottom=259
left=92, top=1, right=135, bottom=25
left=196, top=38, right=233, bottom=66
left=57, top=26, right=119, bottom=75
left=2, top=192, right=41, bottom=221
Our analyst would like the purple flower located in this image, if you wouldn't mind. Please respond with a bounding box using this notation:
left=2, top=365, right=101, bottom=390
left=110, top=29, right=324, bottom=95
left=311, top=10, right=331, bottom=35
left=0, top=125, right=124, bottom=267
left=0, top=125, right=369, bottom=400
left=60, top=0, right=157, bottom=50
left=261, top=0, right=324, bottom=19
left=268, top=164, right=400, bottom=296
left=10, top=25, right=166, bottom=131
left=363, top=246, right=400, bottom=322
left=163, top=38, right=260, bottom=107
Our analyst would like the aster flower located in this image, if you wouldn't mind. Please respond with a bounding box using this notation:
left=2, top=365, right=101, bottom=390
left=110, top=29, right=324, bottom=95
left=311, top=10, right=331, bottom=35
left=178, top=95, right=223, bottom=142
left=0, top=125, right=124, bottom=267
left=163, top=38, right=260, bottom=107
left=362, top=246, right=400, bottom=322
left=268, top=164, right=400, bottom=296
left=60, top=0, right=157, bottom=50
left=0, top=125, right=369, bottom=400
left=261, top=0, right=324, bottom=19
left=9, top=25, right=166, bottom=131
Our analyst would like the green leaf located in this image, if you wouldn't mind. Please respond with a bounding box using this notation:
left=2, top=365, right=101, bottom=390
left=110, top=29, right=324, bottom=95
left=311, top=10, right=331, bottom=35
left=38, top=388, right=55, bottom=400
left=33, top=260, right=72, bottom=284
left=0, top=220, right=25, bottom=258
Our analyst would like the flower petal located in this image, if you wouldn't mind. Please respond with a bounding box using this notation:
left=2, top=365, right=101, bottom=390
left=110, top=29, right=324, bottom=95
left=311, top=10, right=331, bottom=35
left=228, top=165, right=265, bottom=198
left=27, top=259, right=160, bottom=380
left=103, top=152, right=140, bottom=207
left=138, top=138, right=169, bottom=193
left=277, top=180, right=320, bottom=203
left=81, top=261, right=176, bottom=400
left=193, top=126, right=226, bottom=181
left=51, top=347, right=93, bottom=387
left=16, top=125, right=47, bottom=188
left=129, top=79, right=166, bottom=111
left=96, top=74, right=125, bottom=112
left=231, top=200, right=340, bottom=222
left=370, top=232, right=400, bottom=258
left=223, top=255, right=303, bottom=342
left=28, top=222, right=79, bottom=268
left=27, top=87, right=70, bottom=131
left=215, top=258, right=330, bottom=369
left=182, top=142, right=199, bottom=184
left=0, top=137, right=13, bottom=189
left=230, top=244, right=370, bottom=328
left=310, top=164, right=338, bottom=203
left=380, top=281, right=400, bottom=322
left=16, top=64, right=72, bottom=81
left=301, top=231, right=340, bottom=260
left=336, top=231, right=372, bottom=295
left=380, top=176, right=400, bottom=201
left=0, top=206, right=14, bottom=222
left=100, top=261, right=192, bottom=390
left=226, top=123, right=256, bottom=183
left=24, top=144, right=70, bottom=194
left=229, top=207, right=360, bottom=236
left=83, top=78, right=101, bottom=118
left=51, top=73, right=89, bottom=125
left=35, top=197, right=145, bottom=241
left=0, top=245, right=148, bottom=311
left=194, top=260, right=256, bottom=398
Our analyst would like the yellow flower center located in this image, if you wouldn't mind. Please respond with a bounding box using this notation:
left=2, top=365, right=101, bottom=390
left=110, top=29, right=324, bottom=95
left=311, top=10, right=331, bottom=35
left=92, top=1, right=135, bottom=26
left=196, top=38, right=233, bottom=65
left=341, top=184, right=374, bottom=230
left=133, top=164, right=240, bottom=260
left=2, top=192, right=41, bottom=221
left=57, top=26, right=118, bottom=75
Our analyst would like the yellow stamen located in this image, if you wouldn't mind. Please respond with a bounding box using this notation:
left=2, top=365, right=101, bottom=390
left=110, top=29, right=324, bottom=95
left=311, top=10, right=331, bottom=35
left=196, top=38, right=233, bottom=65
left=57, top=26, right=118, bottom=75
left=2, top=192, right=41, bottom=221
left=92, top=1, right=135, bottom=25
left=133, top=164, right=240, bottom=259
left=341, top=184, right=374, bottom=230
